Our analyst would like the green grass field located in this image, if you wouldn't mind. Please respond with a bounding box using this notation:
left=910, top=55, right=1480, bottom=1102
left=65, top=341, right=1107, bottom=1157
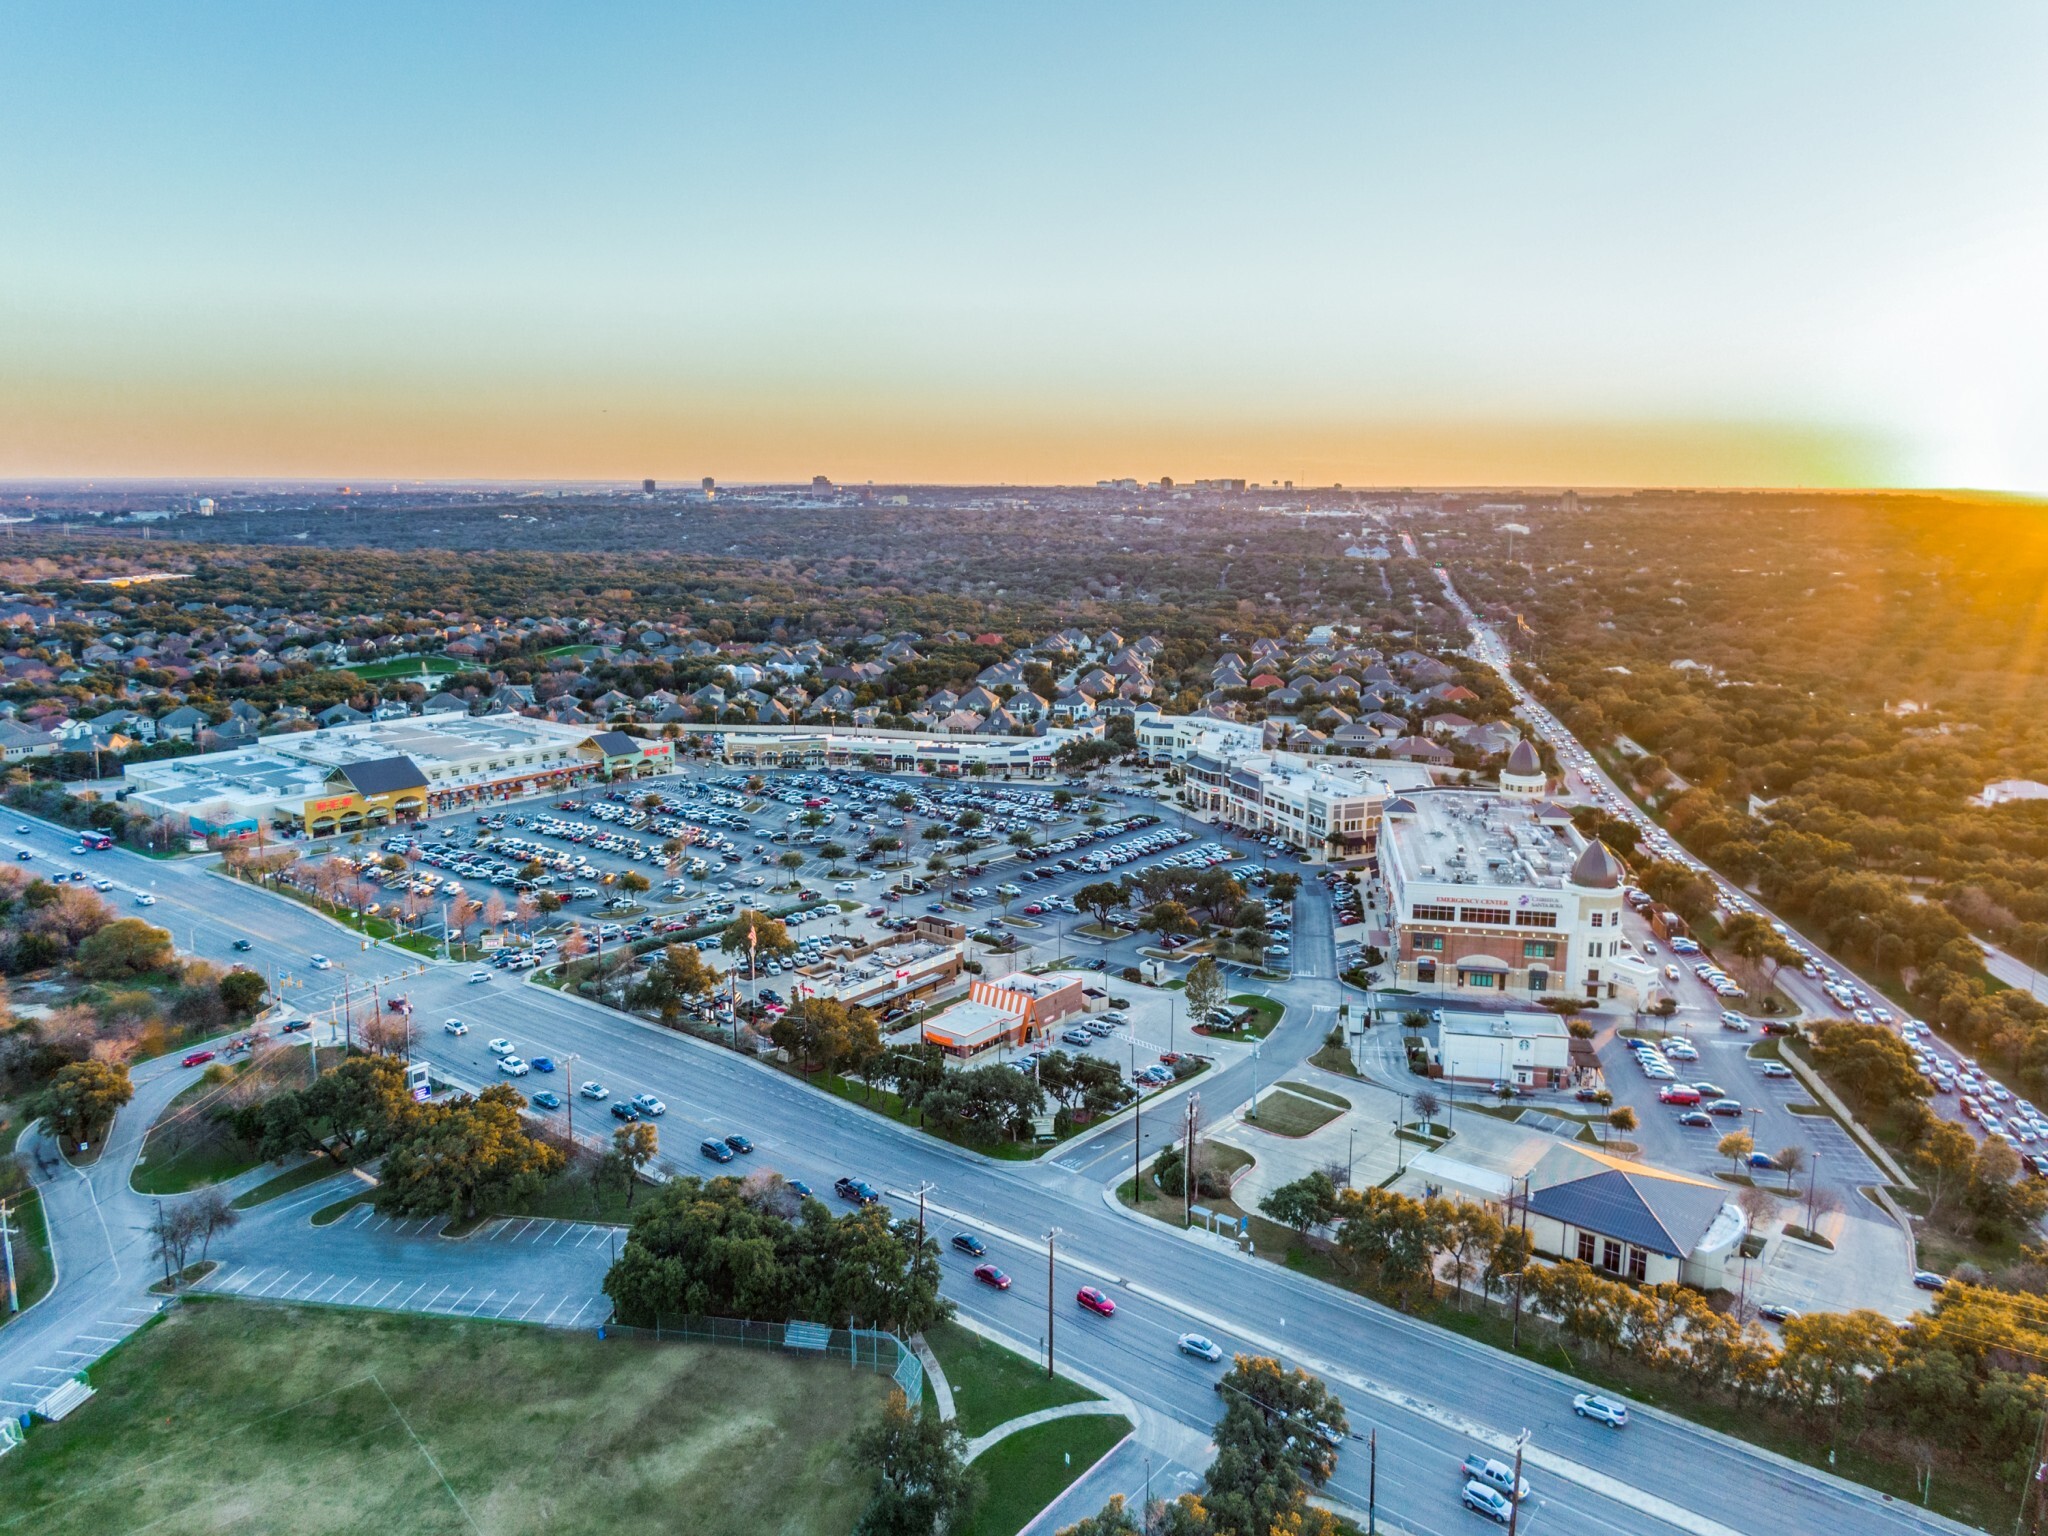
left=1247, top=1087, right=1342, bottom=1138
left=332, top=655, right=466, bottom=681
left=0, top=1300, right=889, bottom=1536
left=963, top=1415, right=1130, bottom=1536
left=923, top=1319, right=1100, bottom=1438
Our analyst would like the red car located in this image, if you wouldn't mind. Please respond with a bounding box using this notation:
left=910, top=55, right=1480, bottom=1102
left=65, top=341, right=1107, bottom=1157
left=1076, top=1286, right=1116, bottom=1316
left=973, top=1264, right=1012, bottom=1290
left=866, top=907, right=887, bottom=918
left=182, top=1050, right=216, bottom=1068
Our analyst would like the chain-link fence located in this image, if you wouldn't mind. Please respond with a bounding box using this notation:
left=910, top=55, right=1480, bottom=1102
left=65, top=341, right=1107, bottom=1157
left=603, top=1314, right=923, bottom=1402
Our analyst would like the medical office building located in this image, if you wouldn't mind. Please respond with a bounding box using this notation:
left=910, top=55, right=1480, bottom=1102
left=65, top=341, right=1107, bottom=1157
left=1379, top=788, right=1661, bottom=1006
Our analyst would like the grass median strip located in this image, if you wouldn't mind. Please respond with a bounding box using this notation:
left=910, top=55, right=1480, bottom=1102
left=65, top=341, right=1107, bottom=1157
left=1247, top=1087, right=1343, bottom=1138
left=963, top=1414, right=1130, bottom=1536
left=922, top=1318, right=1099, bottom=1438
left=231, top=1159, right=345, bottom=1209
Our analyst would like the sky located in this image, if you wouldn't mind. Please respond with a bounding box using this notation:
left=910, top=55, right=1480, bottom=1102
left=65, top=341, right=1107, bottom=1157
left=2, top=3, right=2045, bottom=491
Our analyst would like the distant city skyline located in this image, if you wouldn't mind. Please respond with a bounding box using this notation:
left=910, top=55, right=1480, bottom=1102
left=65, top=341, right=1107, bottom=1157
left=2, top=4, right=2044, bottom=491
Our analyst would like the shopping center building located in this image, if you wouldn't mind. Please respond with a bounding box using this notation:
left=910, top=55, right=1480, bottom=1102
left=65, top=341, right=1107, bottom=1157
left=717, top=724, right=1094, bottom=777
left=116, top=715, right=672, bottom=838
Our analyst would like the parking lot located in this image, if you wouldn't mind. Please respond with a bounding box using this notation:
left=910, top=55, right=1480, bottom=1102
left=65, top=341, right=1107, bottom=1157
left=1597, top=1025, right=1880, bottom=1194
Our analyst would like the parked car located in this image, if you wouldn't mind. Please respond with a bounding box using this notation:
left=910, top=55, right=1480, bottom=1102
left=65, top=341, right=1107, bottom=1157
left=1913, top=1270, right=1948, bottom=1292
left=1759, top=1061, right=1793, bottom=1079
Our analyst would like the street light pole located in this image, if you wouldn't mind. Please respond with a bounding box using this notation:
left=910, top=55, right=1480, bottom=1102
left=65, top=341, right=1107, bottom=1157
left=1044, top=1226, right=1062, bottom=1379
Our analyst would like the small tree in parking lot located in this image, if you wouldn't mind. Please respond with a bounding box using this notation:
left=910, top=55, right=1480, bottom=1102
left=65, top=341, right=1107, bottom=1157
left=1184, top=956, right=1227, bottom=1029
left=1719, top=1129, right=1754, bottom=1174
left=720, top=910, right=795, bottom=964
left=620, top=871, right=650, bottom=895
left=777, top=850, right=806, bottom=887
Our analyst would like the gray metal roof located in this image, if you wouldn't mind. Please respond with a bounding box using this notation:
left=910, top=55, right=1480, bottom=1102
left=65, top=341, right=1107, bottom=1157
left=1526, top=1169, right=1727, bottom=1259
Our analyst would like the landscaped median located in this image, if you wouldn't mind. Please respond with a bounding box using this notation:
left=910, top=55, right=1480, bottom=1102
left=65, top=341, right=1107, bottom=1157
left=922, top=1318, right=1131, bottom=1536
left=0, top=1119, right=54, bottom=1316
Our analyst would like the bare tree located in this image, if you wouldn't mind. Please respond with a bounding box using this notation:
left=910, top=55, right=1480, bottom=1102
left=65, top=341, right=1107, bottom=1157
left=189, top=1188, right=239, bottom=1264
left=1411, top=1089, right=1441, bottom=1129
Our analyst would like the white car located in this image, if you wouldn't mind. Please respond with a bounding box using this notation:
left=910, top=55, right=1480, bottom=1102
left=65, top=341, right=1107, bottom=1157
left=135, top=893, right=158, bottom=906
left=1176, top=1332, right=1223, bottom=1362
left=443, top=1019, right=469, bottom=1035
left=93, top=878, right=113, bottom=891
left=309, top=954, right=333, bottom=970
left=1573, top=1392, right=1629, bottom=1428
left=487, top=1037, right=515, bottom=1055
left=468, top=969, right=492, bottom=984
left=498, top=1056, right=531, bottom=1076
left=578, top=1081, right=609, bottom=1100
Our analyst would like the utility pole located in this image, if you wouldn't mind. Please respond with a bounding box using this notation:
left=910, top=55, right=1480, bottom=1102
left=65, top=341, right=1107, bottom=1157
left=1367, top=1427, right=1377, bottom=1536
left=2025, top=1403, right=2048, bottom=1536
left=0, top=1200, right=17, bottom=1312
left=1132, top=1064, right=1144, bottom=1203
left=913, top=1181, right=936, bottom=1246
left=1506, top=1430, right=1529, bottom=1536
left=1043, top=1226, right=1062, bottom=1379
left=1510, top=1173, right=1531, bottom=1350
left=564, top=1052, right=578, bottom=1152
left=1807, top=1151, right=1822, bottom=1233
left=1184, top=1093, right=1200, bottom=1228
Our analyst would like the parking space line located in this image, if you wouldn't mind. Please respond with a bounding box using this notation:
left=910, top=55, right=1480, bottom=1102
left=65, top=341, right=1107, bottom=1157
left=551, top=1225, right=575, bottom=1246
left=397, top=1282, right=427, bottom=1309
left=276, top=1272, right=317, bottom=1300
left=492, top=1293, right=521, bottom=1318
left=543, top=1296, right=570, bottom=1324
left=426, top=1285, right=451, bottom=1311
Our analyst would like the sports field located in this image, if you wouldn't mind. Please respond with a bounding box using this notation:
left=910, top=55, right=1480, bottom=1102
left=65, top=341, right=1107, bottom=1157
left=333, top=655, right=465, bottom=681
left=0, top=1300, right=887, bottom=1536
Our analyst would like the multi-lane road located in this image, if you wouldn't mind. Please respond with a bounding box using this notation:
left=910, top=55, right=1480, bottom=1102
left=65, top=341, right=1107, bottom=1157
left=0, top=790, right=1975, bottom=1536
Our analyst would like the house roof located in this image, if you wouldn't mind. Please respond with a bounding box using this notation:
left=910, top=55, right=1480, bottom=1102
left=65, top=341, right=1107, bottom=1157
left=332, top=755, right=429, bottom=797
left=1525, top=1168, right=1729, bottom=1260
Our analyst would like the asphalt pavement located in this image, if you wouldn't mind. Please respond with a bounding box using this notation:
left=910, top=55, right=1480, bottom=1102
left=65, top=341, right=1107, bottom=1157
left=0, top=790, right=1980, bottom=1536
